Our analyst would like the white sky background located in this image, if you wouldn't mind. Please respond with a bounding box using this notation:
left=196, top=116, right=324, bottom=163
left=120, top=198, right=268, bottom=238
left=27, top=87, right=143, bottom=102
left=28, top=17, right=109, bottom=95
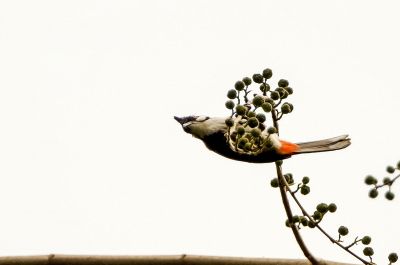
left=0, top=1, right=400, bottom=263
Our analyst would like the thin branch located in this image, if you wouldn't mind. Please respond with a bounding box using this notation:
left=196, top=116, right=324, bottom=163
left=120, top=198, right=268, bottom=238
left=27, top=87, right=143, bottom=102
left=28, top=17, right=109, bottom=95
left=275, top=163, right=319, bottom=265
left=271, top=108, right=279, bottom=134
left=375, top=174, right=400, bottom=189
left=284, top=183, right=373, bottom=265
left=0, top=254, right=359, bottom=265
left=277, top=112, right=284, bottom=121
left=271, top=107, right=318, bottom=265
left=345, top=237, right=360, bottom=250
left=274, top=98, right=283, bottom=108
left=269, top=101, right=372, bottom=264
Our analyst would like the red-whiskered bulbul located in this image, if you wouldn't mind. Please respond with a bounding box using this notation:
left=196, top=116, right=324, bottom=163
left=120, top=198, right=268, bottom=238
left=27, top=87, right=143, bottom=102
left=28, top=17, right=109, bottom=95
left=174, top=115, right=350, bottom=163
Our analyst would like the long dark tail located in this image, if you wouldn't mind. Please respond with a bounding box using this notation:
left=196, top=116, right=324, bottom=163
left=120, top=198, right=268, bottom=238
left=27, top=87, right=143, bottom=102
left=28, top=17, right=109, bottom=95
left=294, top=135, right=351, bottom=154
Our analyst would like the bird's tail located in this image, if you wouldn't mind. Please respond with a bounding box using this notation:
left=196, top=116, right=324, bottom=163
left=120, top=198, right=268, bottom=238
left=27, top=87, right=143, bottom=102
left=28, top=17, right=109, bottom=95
left=293, top=135, right=351, bottom=154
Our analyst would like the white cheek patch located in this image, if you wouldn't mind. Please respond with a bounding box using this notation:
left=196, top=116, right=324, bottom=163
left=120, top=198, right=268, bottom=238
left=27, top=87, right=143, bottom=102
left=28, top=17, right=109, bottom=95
left=189, top=118, right=227, bottom=139
left=196, top=116, right=209, bottom=122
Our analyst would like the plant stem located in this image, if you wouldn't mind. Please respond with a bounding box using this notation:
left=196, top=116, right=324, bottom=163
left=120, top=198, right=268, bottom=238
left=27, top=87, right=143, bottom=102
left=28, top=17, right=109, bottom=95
left=271, top=109, right=279, bottom=133
left=375, top=174, right=400, bottom=189
left=285, top=184, right=373, bottom=265
left=0, top=254, right=358, bottom=265
left=275, top=163, right=319, bottom=265
left=271, top=107, right=318, bottom=265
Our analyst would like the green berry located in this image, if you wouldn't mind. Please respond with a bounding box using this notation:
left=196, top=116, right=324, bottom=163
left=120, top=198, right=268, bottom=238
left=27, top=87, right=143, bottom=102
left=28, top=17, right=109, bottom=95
left=235, top=81, right=245, bottom=91
left=388, top=253, right=398, bottom=263
left=270, top=91, right=280, bottom=100
left=281, top=103, right=291, bottom=114
left=229, top=132, right=237, bottom=141
left=288, top=176, right=294, bottom=185
left=252, top=95, right=264, bottom=107
left=236, top=105, right=246, bottom=115
left=365, top=175, right=377, bottom=185
left=275, top=87, right=286, bottom=97
left=248, top=117, right=259, bottom=128
left=328, top=203, right=337, bottom=213
left=279, top=90, right=289, bottom=99
left=316, top=203, right=328, bottom=214
left=284, top=87, right=293, bottom=94
left=267, top=126, right=277, bottom=134
left=361, top=236, right=371, bottom=245
left=241, top=136, right=250, bottom=142
left=270, top=178, right=279, bottom=188
left=385, top=191, right=395, bottom=200
left=238, top=137, right=249, bottom=148
left=244, top=142, right=252, bottom=152
left=292, top=215, right=300, bottom=223
left=387, top=165, right=395, bottom=174
left=261, top=102, right=273, bottom=112
left=242, top=77, right=252, bottom=86
left=369, top=189, right=378, bottom=198
left=301, top=218, right=308, bottom=226
left=247, top=111, right=256, bottom=117
left=284, top=173, right=294, bottom=184
left=397, top=161, right=400, bottom=169
left=260, top=83, right=270, bottom=93
left=262, top=68, right=273, bottom=79
left=237, top=126, right=245, bottom=135
left=250, top=128, right=261, bottom=138
left=225, top=118, right=234, bottom=127
left=227, top=89, right=237, bottom=99
left=278, top=79, right=289, bottom=87
left=252, top=74, right=264, bottom=84
left=256, top=113, right=266, bottom=123
left=225, top=100, right=235, bottom=109
left=383, top=177, right=391, bottom=185
left=363, top=247, right=374, bottom=257
left=285, top=219, right=291, bottom=227
left=300, top=185, right=310, bottom=195
left=265, top=98, right=275, bottom=105
left=308, top=221, right=316, bottom=228
left=313, top=211, right=322, bottom=220
left=258, top=123, right=265, bottom=131
left=302, top=176, right=310, bottom=184
left=338, top=226, right=349, bottom=236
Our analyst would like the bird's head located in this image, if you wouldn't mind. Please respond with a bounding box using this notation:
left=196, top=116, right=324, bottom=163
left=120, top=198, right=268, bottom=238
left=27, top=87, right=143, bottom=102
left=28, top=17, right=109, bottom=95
left=174, top=115, right=227, bottom=139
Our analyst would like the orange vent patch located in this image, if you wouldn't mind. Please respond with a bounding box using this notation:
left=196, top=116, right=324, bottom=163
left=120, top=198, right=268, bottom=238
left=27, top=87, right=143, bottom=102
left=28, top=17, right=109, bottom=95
left=278, top=140, right=299, bottom=155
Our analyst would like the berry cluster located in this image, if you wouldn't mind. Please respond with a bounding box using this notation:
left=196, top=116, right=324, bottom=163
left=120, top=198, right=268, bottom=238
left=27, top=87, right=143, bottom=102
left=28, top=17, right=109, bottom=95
left=271, top=175, right=311, bottom=195
left=271, top=170, right=398, bottom=264
left=336, top=226, right=391, bottom=263
left=365, top=161, right=400, bottom=200
left=284, top=202, right=337, bottom=229
left=224, top=68, right=293, bottom=154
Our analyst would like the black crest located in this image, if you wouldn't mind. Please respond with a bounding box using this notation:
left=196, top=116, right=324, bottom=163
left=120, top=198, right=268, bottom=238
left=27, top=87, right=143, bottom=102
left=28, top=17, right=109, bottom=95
left=174, top=116, right=199, bottom=125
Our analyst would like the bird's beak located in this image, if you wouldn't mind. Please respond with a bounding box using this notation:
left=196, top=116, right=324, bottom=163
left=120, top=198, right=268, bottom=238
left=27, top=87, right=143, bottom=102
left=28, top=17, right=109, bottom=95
left=174, top=116, right=185, bottom=125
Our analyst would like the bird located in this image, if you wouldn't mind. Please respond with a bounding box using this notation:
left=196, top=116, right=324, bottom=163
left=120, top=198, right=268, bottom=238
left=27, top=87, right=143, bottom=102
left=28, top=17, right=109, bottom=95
left=174, top=115, right=351, bottom=163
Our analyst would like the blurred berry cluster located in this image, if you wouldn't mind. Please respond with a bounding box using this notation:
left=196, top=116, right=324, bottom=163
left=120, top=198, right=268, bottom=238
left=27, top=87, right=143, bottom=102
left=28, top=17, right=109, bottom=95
left=224, top=68, right=293, bottom=154
left=365, top=161, right=400, bottom=200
